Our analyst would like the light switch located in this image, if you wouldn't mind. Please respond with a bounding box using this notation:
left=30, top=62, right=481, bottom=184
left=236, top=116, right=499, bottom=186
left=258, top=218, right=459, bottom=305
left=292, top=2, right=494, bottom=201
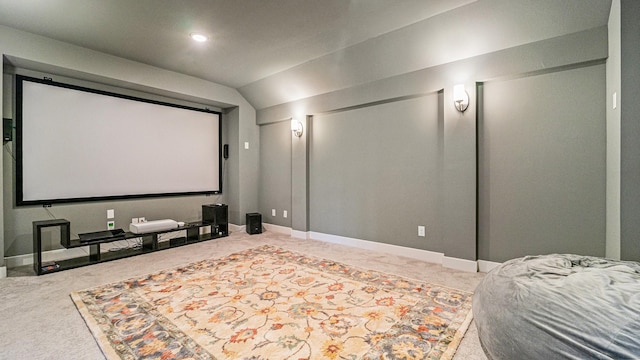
left=613, top=92, right=617, bottom=109
left=244, top=142, right=249, bottom=149
left=107, top=209, right=114, bottom=219
left=271, top=209, right=276, bottom=216
left=418, top=226, right=425, bottom=237
left=283, top=210, right=288, bottom=218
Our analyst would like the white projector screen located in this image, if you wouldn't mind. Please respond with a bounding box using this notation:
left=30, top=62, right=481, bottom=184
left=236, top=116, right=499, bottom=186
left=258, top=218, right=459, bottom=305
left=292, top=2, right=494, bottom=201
left=16, top=75, right=221, bottom=205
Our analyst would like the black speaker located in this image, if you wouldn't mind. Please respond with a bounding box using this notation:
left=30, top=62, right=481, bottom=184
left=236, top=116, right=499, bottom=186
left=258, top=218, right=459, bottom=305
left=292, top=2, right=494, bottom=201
left=3, top=118, right=12, bottom=142
left=202, top=204, right=229, bottom=236
left=246, top=213, right=262, bottom=235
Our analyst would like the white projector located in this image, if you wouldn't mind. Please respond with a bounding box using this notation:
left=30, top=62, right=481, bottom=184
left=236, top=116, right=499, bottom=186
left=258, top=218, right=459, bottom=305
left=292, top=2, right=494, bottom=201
left=129, top=219, right=179, bottom=234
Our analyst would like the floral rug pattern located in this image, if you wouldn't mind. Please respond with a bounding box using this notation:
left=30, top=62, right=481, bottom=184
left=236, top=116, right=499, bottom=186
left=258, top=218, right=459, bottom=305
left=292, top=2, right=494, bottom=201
left=71, top=245, right=473, bottom=360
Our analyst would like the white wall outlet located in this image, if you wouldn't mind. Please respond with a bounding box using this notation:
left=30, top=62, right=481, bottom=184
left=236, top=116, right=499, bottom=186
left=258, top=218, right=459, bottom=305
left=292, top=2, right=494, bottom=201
left=418, top=225, right=426, bottom=237
left=283, top=210, right=288, bottom=218
left=107, top=220, right=115, bottom=230
left=271, top=209, right=276, bottom=216
left=139, top=217, right=146, bottom=223
left=107, top=209, right=114, bottom=219
left=132, top=218, right=139, bottom=224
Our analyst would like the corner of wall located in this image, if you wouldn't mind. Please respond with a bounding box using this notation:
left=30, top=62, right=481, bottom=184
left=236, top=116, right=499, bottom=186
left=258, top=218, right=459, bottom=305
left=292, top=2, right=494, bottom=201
left=605, top=0, right=621, bottom=260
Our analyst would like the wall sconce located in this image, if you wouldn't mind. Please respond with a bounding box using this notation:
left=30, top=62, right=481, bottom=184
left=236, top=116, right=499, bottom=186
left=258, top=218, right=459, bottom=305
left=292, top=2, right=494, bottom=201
left=453, top=84, right=469, bottom=112
left=291, top=118, right=303, bottom=137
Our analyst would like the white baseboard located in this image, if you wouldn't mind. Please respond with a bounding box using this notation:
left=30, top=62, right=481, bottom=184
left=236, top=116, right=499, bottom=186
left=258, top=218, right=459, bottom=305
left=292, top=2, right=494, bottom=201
left=307, top=231, right=478, bottom=273
left=443, top=256, right=478, bottom=272
left=306, top=231, right=482, bottom=272
left=229, top=223, right=245, bottom=232
left=291, top=230, right=309, bottom=239
left=260, top=224, right=306, bottom=239
left=263, top=223, right=292, bottom=235
left=0, top=266, right=6, bottom=279
left=478, top=259, right=502, bottom=273
left=5, top=247, right=90, bottom=268
left=5, top=253, right=32, bottom=268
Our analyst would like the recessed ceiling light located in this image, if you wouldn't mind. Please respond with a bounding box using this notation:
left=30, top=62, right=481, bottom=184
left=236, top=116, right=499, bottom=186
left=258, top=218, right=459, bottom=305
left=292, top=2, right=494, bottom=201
left=190, top=33, right=208, bottom=42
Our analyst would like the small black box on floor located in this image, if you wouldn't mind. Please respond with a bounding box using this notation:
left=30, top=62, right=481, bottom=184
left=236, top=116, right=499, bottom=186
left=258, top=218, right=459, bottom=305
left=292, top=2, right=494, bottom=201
left=246, top=213, right=262, bottom=234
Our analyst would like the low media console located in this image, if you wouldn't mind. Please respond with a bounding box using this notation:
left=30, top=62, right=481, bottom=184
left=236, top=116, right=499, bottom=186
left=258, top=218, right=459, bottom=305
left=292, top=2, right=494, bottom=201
left=33, top=204, right=229, bottom=275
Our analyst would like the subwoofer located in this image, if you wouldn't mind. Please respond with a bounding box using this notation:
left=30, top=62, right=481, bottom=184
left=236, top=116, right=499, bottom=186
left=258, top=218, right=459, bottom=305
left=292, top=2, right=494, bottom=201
left=246, top=213, right=262, bottom=235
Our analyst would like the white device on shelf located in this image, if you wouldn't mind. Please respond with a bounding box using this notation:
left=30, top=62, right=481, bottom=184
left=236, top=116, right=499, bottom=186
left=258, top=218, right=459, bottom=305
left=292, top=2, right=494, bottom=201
left=129, top=219, right=179, bottom=234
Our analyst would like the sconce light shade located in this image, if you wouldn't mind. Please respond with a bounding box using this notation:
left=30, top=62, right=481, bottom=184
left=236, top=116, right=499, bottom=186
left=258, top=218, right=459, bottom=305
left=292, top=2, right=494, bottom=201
left=291, top=118, right=303, bottom=137
left=453, top=84, right=469, bottom=112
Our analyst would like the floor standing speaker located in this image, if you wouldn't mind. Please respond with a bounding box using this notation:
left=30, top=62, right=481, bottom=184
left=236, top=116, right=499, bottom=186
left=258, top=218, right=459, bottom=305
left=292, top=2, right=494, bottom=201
left=202, top=204, right=228, bottom=236
left=246, top=213, right=262, bottom=235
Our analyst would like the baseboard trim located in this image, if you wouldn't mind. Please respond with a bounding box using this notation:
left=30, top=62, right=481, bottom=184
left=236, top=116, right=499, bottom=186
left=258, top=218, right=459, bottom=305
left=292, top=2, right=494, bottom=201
left=309, top=231, right=467, bottom=268
left=443, top=256, right=478, bottom=272
left=477, top=260, right=502, bottom=273
left=5, top=253, right=32, bottom=268
left=5, top=247, right=89, bottom=268
left=307, top=231, right=477, bottom=272
left=291, top=230, right=309, bottom=239
left=263, top=223, right=292, bottom=235
left=0, top=266, right=6, bottom=279
left=228, top=223, right=245, bottom=232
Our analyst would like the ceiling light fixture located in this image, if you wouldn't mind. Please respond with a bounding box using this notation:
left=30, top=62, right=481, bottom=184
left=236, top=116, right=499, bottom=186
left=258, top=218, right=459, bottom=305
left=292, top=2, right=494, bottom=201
left=190, top=33, right=209, bottom=42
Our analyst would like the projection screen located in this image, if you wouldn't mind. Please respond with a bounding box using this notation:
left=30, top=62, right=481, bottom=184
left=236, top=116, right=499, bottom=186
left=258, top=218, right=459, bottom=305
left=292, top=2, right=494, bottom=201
left=16, top=75, right=221, bottom=205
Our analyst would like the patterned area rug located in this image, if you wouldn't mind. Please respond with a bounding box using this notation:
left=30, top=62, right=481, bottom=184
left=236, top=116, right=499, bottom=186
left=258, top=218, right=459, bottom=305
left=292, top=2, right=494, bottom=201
left=71, top=245, right=473, bottom=360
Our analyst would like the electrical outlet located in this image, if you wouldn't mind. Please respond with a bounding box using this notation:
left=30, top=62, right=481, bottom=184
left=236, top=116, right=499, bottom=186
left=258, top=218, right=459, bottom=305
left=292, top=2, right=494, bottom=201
left=283, top=210, right=288, bottom=218
left=132, top=218, right=139, bottom=224
left=271, top=209, right=276, bottom=217
left=418, top=226, right=426, bottom=237
left=107, top=220, right=115, bottom=230
left=139, top=217, right=146, bottom=223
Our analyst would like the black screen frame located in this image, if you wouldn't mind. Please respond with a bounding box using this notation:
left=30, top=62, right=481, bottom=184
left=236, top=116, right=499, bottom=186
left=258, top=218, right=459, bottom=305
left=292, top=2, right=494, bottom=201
left=15, top=75, right=223, bottom=206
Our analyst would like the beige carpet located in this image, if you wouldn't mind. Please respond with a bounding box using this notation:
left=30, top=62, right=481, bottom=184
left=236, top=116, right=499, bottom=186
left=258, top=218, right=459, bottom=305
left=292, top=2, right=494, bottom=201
left=0, top=230, right=487, bottom=360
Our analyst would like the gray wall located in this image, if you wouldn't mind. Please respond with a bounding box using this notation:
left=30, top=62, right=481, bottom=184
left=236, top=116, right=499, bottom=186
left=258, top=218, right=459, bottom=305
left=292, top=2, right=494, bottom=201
left=290, top=116, right=309, bottom=233
left=256, top=26, right=608, bottom=262
left=224, top=106, right=241, bottom=225
left=478, top=65, right=606, bottom=262
left=259, top=121, right=291, bottom=227
left=619, top=0, right=640, bottom=261
left=310, top=95, right=443, bottom=251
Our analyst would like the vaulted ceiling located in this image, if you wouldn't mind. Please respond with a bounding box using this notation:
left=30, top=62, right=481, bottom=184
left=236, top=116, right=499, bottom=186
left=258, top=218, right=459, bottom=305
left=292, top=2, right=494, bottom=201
left=0, top=0, right=612, bottom=110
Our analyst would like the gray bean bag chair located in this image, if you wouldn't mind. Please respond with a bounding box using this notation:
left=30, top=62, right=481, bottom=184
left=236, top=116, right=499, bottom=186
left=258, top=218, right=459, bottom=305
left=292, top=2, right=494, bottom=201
left=473, top=254, right=640, bottom=359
